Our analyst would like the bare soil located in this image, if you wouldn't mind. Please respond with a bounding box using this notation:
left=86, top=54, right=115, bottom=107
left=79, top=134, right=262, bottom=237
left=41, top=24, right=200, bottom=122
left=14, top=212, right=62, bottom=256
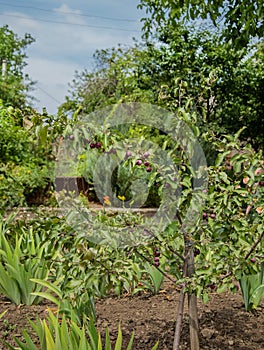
left=0, top=278, right=263, bottom=350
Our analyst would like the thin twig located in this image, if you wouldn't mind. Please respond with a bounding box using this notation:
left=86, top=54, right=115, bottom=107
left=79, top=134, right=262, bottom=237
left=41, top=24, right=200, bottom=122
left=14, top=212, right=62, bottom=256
left=129, top=224, right=185, bottom=262
left=135, top=250, right=176, bottom=283
left=245, top=230, right=264, bottom=260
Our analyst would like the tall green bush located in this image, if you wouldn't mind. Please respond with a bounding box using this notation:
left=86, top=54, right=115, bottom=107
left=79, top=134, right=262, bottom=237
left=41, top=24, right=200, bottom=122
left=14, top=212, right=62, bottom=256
left=0, top=103, right=53, bottom=211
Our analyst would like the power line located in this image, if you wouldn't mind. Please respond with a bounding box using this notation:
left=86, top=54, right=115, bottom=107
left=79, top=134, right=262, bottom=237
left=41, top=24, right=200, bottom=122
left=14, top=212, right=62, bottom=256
left=0, top=2, right=138, bottom=22
left=0, top=13, right=141, bottom=32
left=35, top=83, right=62, bottom=104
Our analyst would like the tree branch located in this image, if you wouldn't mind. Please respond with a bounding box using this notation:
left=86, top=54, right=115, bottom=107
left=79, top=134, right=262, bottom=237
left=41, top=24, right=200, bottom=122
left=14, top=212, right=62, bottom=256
left=245, top=230, right=264, bottom=260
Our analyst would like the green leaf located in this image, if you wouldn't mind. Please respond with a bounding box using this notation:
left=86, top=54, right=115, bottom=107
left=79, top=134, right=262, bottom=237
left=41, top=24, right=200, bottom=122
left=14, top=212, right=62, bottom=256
left=217, top=284, right=227, bottom=294
left=59, top=316, right=70, bottom=349
left=126, top=331, right=134, bottom=350
left=30, top=279, right=62, bottom=298
left=114, top=324, right=122, bottom=350
left=0, top=310, right=7, bottom=318
left=31, top=292, right=60, bottom=306
left=43, top=320, right=56, bottom=348
left=97, top=332, right=103, bottom=350
left=215, top=151, right=230, bottom=166
left=105, top=326, right=112, bottom=350
left=250, top=284, right=264, bottom=309
left=240, top=276, right=250, bottom=311
left=151, top=341, right=159, bottom=350
left=88, top=319, right=99, bottom=349
left=234, top=126, right=247, bottom=141
left=22, top=330, right=40, bottom=350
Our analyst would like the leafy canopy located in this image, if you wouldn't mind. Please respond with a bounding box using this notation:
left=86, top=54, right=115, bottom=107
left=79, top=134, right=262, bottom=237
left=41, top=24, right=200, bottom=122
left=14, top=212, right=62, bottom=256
left=138, top=0, right=264, bottom=46
left=0, top=25, right=35, bottom=108
left=60, top=28, right=264, bottom=150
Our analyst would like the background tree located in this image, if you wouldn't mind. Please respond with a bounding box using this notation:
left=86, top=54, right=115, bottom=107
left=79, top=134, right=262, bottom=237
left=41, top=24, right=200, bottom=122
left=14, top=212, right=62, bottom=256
left=60, top=25, right=264, bottom=150
left=0, top=25, right=35, bottom=109
left=148, top=25, right=264, bottom=150
left=138, top=0, right=264, bottom=47
left=59, top=42, right=160, bottom=116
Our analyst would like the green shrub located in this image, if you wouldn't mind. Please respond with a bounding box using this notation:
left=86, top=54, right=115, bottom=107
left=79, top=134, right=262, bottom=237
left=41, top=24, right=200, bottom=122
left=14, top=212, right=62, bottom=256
left=0, top=216, right=51, bottom=305
left=0, top=104, right=54, bottom=211
left=0, top=162, right=50, bottom=211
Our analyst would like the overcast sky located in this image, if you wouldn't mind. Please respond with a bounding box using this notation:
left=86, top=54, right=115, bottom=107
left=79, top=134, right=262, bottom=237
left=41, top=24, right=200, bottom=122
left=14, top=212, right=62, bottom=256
left=0, top=0, right=144, bottom=114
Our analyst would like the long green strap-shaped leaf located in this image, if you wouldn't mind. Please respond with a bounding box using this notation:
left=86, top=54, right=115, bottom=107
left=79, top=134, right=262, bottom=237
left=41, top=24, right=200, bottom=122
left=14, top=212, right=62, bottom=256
left=97, top=332, right=103, bottom=350
left=104, top=326, right=112, bottom=350
left=88, top=319, right=99, bottom=349
left=79, top=326, right=92, bottom=350
left=31, top=291, right=61, bottom=306
left=240, top=271, right=264, bottom=311
left=151, top=341, right=159, bottom=350
left=113, top=324, right=122, bottom=350
left=5, top=336, right=35, bottom=350
left=60, top=320, right=71, bottom=350
left=0, top=310, right=7, bottom=318
left=126, top=331, right=135, bottom=350
left=4, top=305, right=156, bottom=350
left=55, top=316, right=68, bottom=350
left=71, top=321, right=87, bottom=349
left=6, top=263, right=32, bottom=304
left=0, top=262, right=21, bottom=304
left=43, top=320, right=56, bottom=349
left=28, top=318, right=46, bottom=348
left=239, top=276, right=250, bottom=310
left=250, top=284, right=264, bottom=309
left=21, top=329, right=39, bottom=350
left=31, top=279, right=62, bottom=307
left=30, top=279, right=62, bottom=298
left=0, top=230, right=51, bottom=305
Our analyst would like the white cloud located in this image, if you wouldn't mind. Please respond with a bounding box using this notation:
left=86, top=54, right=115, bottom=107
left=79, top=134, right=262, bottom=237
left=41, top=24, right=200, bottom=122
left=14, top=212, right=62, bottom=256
left=1, top=1, right=142, bottom=114
left=53, top=3, right=87, bottom=25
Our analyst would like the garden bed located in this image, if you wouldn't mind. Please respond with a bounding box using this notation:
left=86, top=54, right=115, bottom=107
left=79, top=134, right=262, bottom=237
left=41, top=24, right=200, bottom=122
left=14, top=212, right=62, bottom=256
left=0, top=279, right=263, bottom=349
left=4, top=205, right=158, bottom=221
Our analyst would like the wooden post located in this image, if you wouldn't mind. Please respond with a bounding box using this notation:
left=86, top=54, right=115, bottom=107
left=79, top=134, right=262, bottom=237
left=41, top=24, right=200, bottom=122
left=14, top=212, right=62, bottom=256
left=2, top=59, right=6, bottom=79
left=187, top=247, right=200, bottom=350
left=173, top=256, right=188, bottom=350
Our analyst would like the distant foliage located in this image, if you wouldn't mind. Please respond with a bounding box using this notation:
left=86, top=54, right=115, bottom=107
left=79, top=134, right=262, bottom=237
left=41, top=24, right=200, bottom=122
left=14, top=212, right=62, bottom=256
left=0, top=25, right=35, bottom=108
left=60, top=28, right=264, bottom=150
left=138, top=0, right=264, bottom=47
